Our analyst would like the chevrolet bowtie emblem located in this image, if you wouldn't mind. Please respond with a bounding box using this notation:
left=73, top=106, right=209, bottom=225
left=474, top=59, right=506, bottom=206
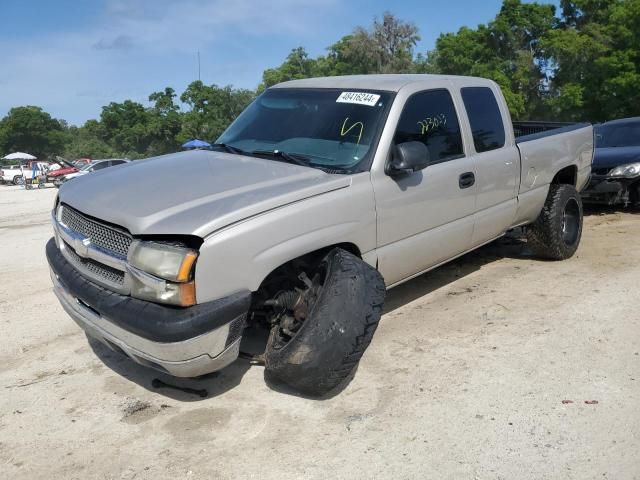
left=74, top=237, right=91, bottom=257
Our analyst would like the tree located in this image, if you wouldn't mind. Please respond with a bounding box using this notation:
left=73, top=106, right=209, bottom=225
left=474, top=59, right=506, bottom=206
left=180, top=81, right=255, bottom=141
left=0, top=106, right=65, bottom=158
left=99, top=100, right=153, bottom=157
left=542, top=0, right=640, bottom=121
left=261, top=13, right=420, bottom=88
left=147, top=87, right=182, bottom=155
left=261, top=47, right=320, bottom=90
left=63, top=121, right=115, bottom=160
left=424, top=0, right=556, bottom=118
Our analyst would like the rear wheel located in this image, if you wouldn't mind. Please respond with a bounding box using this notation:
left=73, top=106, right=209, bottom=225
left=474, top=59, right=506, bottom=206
left=13, top=175, right=24, bottom=185
left=526, top=184, right=583, bottom=260
left=262, top=248, right=386, bottom=396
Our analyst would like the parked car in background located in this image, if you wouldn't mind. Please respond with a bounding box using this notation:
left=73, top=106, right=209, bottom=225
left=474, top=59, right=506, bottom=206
left=55, top=159, right=130, bottom=187
left=73, top=158, right=93, bottom=168
left=1, top=162, right=52, bottom=185
left=47, top=159, right=78, bottom=184
left=0, top=165, right=26, bottom=184
left=581, top=117, right=640, bottom=207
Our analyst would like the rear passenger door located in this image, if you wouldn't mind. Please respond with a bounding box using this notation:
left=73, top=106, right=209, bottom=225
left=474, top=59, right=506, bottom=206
left=372, top=88, right=478, bottom=286
left=460, top=86, right=520, bottom=245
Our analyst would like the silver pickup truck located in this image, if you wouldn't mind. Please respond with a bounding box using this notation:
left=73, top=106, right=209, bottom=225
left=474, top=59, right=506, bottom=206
left=47, top=75, right=594, bottom=396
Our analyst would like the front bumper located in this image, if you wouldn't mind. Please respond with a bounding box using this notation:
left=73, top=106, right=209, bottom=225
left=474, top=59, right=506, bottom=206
left=581, top=174, right=640, bottom=206
left=47, top=238, right=251, bottom=377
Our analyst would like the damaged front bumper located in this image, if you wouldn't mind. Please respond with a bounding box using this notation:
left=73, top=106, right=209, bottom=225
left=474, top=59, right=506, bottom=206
left=46, top=238, right=251, bottom=377
left=581, top=174, right=640, bottom=206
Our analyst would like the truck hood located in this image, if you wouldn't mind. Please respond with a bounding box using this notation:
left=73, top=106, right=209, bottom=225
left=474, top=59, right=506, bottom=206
left=58, top=150, right=351, bottom=237
left=593, top=146, right=640, bottom=169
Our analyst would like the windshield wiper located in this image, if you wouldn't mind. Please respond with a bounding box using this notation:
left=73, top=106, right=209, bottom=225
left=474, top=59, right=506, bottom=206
left=210, top=143, right=246, bottom=155
left=250, top=150, right=312, bottom=168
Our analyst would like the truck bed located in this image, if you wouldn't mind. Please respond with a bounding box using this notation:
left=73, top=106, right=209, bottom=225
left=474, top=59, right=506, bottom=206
left=515, top=123, right=594, bottom=195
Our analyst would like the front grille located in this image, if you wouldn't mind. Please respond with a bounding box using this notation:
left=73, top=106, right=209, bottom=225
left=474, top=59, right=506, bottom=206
left=61, top=205, right=132, bottom=258
left=593, top=168, right=611, bottom=176
left=64, top=241, right=125, bottom=286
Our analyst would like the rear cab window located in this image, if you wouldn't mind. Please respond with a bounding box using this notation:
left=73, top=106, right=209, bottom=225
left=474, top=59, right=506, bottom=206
left=460, top=87, right=506, bottom=153
left=393, top=89, right=464, bottom=164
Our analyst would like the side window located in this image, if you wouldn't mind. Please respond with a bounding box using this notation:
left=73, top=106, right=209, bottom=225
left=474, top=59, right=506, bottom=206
left=111, top=160, right=125, bottom=166
left=92, top=162, right=108, bottom=171
left=393, top=89, right=464, bottom=163
left=461, top=87, right=506, bottom=153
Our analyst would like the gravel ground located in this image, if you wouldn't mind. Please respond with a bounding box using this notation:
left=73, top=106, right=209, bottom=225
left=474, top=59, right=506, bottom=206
left=0, top=185, right=638, bottom=480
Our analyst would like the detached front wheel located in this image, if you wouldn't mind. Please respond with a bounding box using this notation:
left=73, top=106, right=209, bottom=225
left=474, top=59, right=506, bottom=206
left=263, top=248, right=385, bottom=396
left=526, top=184, right=583, bottom=260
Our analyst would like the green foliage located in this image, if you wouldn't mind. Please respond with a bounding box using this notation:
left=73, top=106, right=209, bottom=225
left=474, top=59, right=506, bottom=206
left=427, top=0, right=556, bottom=118
left=543, top=0, right=640, bottom=121
left=147, top=87, right=182, bottom=156
left=261, top=48, right=320, bottom=90
left=260, top=12, right=420, bottom=89
left=0, top=106, right=66, bottom=158
left=179, top=81, right=255, bottom=141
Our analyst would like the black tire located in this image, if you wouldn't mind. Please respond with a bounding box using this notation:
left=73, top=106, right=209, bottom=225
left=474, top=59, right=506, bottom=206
left=264, top=248, right=386, bottom=396
left=526, top=184, right=583, bottom=260
left=13, top=175, right=24, bottom=185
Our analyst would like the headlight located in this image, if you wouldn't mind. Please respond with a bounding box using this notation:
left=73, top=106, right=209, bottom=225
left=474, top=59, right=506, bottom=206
left=609, top=162, right=640, bottom=178
left=128, top=241, right=197, bottom=282
left=128, top=241, right=198, bottom=306
left=128, top=266, right=196, bottom=306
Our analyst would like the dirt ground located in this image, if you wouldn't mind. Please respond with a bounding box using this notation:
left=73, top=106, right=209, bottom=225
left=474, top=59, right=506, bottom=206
left=0, top=184, right=638, bottom=480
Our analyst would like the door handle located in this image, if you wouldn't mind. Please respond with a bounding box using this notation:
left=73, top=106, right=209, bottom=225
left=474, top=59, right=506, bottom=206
left=459, top=172, right=475, bottom=189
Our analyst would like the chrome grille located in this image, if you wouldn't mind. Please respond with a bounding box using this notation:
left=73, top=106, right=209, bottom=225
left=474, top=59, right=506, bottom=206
left=64, top=241, right=125, bottom=286
left=60, top=205, right=132, bottom=258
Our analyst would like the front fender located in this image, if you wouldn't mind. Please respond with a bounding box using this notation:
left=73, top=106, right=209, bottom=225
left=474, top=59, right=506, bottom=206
left=194, top=173, right=377, bottom=302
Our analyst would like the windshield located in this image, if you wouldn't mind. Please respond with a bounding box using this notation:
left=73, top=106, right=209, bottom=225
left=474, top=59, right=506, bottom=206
left=80, top=164, right=94, bottom=171
left=596, top=121, right=640, bottom=148
left=216, top=88, right=393, bottom=172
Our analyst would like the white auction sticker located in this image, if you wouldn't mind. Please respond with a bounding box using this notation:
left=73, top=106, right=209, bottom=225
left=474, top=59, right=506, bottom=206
left=336, top=91, right=381, bottom=107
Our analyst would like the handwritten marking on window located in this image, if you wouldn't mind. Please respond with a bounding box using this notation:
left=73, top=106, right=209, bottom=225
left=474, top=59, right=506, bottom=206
left=340, top=117, right=364, bottom=145
left=417, top=113, right=447, bottom=135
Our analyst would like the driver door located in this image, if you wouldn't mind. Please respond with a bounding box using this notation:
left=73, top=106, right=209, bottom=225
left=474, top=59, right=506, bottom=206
left=371, top=87, right=477, bottom=286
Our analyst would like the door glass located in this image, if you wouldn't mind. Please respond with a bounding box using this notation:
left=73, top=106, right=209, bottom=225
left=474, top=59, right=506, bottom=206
left=393, top=89, right=464, bottom=163
left=461, top=87, right=506, bottom=153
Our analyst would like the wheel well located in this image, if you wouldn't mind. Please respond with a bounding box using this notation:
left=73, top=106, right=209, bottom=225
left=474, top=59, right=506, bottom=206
left=249, top=242, right=362, bottom=325
left=254, top=243, right=361, bottom=294
left=551, top=165, right=577, bottom=186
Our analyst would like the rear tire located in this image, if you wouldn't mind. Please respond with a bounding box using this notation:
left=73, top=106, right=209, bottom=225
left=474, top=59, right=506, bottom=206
left=264, top=248, right=386, bottom=396
left=13, top=175, right=24, bottom=185
left=526, top=184, right=583, bottom=260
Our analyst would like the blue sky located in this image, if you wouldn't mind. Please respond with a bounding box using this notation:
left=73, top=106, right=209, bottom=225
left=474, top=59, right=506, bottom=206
left=0, top=0, right=558, bottom=125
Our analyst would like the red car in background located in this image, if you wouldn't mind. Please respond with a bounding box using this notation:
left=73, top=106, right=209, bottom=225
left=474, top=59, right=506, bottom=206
left=46, top=159, right=78, bottom=183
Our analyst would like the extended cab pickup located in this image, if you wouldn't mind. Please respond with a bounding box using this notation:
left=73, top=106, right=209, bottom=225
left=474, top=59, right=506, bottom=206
left=47, top=75, right=593, bottom=395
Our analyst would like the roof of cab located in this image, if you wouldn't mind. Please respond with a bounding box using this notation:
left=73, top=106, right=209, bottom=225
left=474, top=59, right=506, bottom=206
left=271, top=74, right=494, bottom=92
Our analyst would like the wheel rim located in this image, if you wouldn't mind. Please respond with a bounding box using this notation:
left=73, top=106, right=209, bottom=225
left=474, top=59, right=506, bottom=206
left=561, top=198, right=580, bottom=246
left=267, top=263, right=327, bottom=350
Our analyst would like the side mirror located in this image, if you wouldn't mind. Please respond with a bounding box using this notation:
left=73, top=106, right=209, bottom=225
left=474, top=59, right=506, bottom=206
left=386, top=141, right=431, bottom=177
